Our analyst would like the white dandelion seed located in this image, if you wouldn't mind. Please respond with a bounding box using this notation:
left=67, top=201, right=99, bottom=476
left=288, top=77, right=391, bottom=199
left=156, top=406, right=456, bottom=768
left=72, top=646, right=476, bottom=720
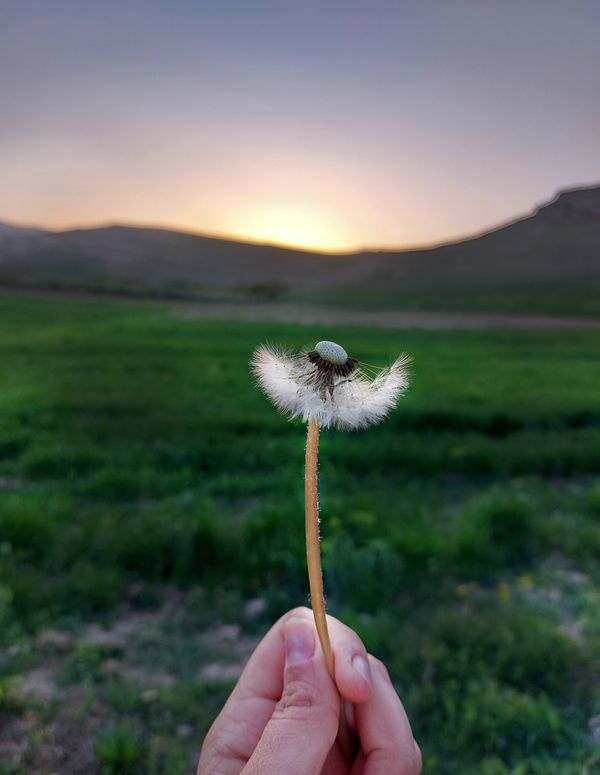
left=251, top=339, right=410, bottom=430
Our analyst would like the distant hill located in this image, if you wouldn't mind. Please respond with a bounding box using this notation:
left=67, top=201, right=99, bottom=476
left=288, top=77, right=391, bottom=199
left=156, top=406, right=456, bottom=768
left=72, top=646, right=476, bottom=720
left=0, top=185, right=598, bottom=297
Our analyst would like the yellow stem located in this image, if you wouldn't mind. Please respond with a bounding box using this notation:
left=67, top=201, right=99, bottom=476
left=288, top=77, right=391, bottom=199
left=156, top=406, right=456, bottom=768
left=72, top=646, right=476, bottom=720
left=305, top=419, right=354, bottom=760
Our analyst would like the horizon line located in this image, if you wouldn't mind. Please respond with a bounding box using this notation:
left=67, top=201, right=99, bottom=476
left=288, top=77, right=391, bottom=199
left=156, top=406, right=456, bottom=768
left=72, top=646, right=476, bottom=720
left=2, top=181, right=597, bottom=255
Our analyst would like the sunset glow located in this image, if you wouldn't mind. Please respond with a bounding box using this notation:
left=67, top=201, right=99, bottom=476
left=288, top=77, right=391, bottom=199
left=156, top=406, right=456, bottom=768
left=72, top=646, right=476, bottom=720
left=1, top=2, right=598, bottom=251
left=227, top=204, right=352, bottom=252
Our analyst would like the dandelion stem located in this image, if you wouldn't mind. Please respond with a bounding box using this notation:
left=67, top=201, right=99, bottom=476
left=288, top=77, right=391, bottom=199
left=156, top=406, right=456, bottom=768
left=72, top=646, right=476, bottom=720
left=305, top=418, right=354, bottom=760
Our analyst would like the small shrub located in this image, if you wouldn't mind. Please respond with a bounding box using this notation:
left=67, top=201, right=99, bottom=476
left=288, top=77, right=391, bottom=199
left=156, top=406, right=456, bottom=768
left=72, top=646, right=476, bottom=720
left=391, top=523, right=445, bottom=579
left=322, top=532, right=405, bottom=610
left=62, top=563, right=124, bottom=614
left=453, top=497, right=536, bottom=573
left=241, top=505, right=305, bottom=599
left=95, top=722, right=142, bottom=774
left=114, top=506, right=236, bottom=582
left=0, top=673, right=23, bottom=713
left=0, top=493, right=63, bottom=560
left=62, top=642, right=123, bottom=684
left=415, top=605, right=590, bottom=704
left=439, top=679, right=566, bottom=764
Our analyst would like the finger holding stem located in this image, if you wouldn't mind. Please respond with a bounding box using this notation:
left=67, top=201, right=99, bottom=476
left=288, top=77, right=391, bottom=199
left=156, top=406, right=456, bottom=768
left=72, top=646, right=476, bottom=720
left=305, top=418, right=354, bottom=761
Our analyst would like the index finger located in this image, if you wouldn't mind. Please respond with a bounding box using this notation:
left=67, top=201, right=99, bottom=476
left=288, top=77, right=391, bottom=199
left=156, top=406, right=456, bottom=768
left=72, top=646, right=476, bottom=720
left=354, top=656, right=422, bottom=774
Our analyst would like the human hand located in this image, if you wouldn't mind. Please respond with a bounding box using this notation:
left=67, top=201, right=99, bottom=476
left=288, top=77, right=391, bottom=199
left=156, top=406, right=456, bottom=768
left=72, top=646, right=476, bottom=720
left=197, top=607, right=421, bottom=774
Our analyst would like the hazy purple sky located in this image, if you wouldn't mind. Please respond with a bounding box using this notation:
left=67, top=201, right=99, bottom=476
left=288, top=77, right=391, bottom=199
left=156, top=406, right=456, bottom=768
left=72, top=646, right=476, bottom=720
left=1, top=1, right=599, bottom=250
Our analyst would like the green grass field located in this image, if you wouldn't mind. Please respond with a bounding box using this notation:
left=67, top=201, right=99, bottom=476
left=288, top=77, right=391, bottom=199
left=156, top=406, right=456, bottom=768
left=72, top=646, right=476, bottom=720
left=291, top=279, right=600, bottom=317
left=0, top=292, right=599, bottom=774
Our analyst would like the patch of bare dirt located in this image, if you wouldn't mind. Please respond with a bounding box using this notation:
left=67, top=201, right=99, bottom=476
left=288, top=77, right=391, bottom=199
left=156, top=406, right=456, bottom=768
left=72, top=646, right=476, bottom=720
left=1, top=588, right=263, bottom=774
left=0, top=688, right=109, bottom=775
left=176, top=302, right=600, bottom=331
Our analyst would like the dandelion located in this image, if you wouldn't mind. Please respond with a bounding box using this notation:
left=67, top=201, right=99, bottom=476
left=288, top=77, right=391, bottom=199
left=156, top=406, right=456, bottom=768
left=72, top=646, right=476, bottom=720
left=251, top=340, right=410, bottom=430
left=251, top=340, right=410, bottom=759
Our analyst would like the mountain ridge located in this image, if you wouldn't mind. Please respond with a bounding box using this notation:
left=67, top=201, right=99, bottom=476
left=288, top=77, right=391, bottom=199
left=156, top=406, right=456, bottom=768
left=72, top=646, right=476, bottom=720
left=0, top=185, right=598, bottom=294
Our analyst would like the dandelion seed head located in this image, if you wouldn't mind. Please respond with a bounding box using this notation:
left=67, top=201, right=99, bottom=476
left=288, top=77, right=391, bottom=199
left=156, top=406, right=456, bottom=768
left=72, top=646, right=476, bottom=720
left=314, top=340, right=348, bottom=366
left=251, top=341, right=410, bottom=431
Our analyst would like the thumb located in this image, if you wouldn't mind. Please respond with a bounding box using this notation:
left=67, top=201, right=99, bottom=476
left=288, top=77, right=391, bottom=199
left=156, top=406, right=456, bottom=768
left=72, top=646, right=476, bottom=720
left=243, top=617, right=340, bottom=774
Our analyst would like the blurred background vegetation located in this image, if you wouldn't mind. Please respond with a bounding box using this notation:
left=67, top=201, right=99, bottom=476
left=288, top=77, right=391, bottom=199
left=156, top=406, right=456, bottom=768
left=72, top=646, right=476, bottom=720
left=0, top=291, right=599, bottom=773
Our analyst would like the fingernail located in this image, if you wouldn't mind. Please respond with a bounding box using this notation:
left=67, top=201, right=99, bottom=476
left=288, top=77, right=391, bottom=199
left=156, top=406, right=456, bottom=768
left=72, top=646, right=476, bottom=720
left=285, top=621, right=316, bottom=665
left=351, top=654, right=372, bottom=688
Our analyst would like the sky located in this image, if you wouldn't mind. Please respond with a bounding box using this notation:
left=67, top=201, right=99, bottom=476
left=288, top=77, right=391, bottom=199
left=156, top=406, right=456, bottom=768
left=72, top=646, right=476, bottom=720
left=1, top=1, right=599, bottom=251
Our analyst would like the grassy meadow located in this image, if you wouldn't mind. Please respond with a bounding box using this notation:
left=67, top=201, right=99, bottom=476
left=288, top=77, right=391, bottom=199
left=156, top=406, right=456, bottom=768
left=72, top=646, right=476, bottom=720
left=292, top=279, right=600, bottom=318
left=0, top=292, right=599, bottom=774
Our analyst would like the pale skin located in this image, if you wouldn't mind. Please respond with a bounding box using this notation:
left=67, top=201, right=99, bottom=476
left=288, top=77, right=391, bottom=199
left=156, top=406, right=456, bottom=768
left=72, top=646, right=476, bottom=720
left=198, top=607, right=422, bottom=775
